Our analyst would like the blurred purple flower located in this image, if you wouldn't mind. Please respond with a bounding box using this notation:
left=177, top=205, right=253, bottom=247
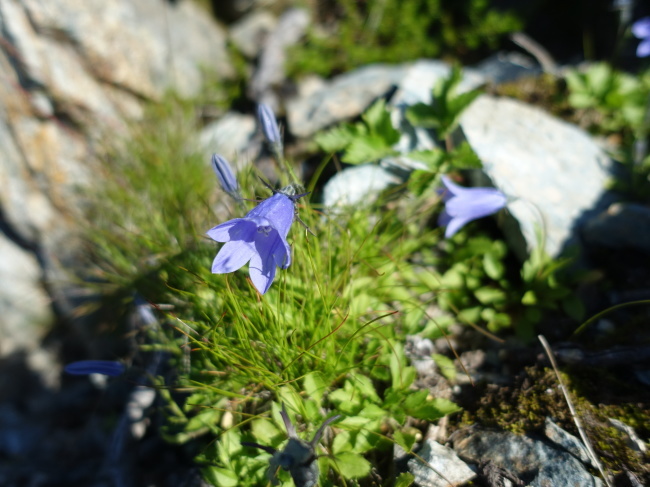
left=632, top=17, right=650, bottom=57
left=438, top=175, right=507, bottom=238
left=211, top=154, right=242, bottom=201
left=64, top=360, right=125, bottom=377
left=257, top=103, right=283, bottom=158
left=207, top=191, right=302, bottom=294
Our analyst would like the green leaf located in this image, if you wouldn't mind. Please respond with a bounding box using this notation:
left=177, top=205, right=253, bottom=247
left=314, top=124, right=361, bottom=152
left=483, top=252, right=505, bottom=280
left=406, top=149, right=446, bottom=170
left=395, top=472, right=415, bottom=487
left=363, top=98, right=400, bottom=144
left=304, top=372, right=327, bottom=406
left=408, top=397, right=460, bottom=421
left=202, top=466, right=238, bottom=487
left=393, top=429, right=416, bottom=452
left=334, top=452, right=372, bottom=479
left=448, top=142, right=482, bottom=169
left=407, top=169, right=437, bottom=196
left=432, top=353, right=456, bottom=381
left=521, top=290, right=538, bottom=305
left=405, top=102, right=439, bottom=128
left=342, top=135, right=395, bottom=164
left=251, top=418, right=283, bottom=444
left=474, top=286, right=507, bottom=305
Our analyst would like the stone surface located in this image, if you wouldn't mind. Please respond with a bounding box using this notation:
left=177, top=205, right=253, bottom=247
left=200, top=111, right=259, bottom=166
left=581, top=202, right=650, bottom=254
left=0, top=233, right=53, bottom=355
left=408, top=439, right=476, bottom=487
left=229, top=9, right=277, bottom=59
left=287, top=64, right=409, bottom=138
left=0, top=0, right=232, bottom=356
left=249, top=7, right=309, bottom=107
left=322, top=164, right=402, bottom=207
left=459, top=95, right=613, bottom=258
left=451, top=427, right=604, bottom=487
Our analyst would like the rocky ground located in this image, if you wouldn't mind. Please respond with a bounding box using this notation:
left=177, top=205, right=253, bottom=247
left=0, top=1, right=649, bottom=486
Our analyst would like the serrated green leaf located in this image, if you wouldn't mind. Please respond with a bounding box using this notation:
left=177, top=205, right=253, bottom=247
left=407, top=169, right=437, bottom=196
left=405, top=102, right=439, bottom=128
left=334, top=452, right=372, bottom=479
left=342, top=135, right=395, bottom=164
left=314, top=124, right=362, bottom=152
left=393, top=429, right=416, bottom=452
left=403, top=389, right=429, bottom=411
left=349, top=372, right=381, bottom=403
left=406, top=149, right=446, bottom=170
left=202, top=466, right=238, bottom=487
left=448, top=142, right=482, bottom=169
left=395, top=472, right=415, bottom=487
left=408, top=398, right=460, bottom=421
left=363, top=99, right=400, bottom=144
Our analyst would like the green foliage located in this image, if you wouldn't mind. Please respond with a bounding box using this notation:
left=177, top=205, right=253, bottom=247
left=565, top=63, right=649, bottom=134
left=406, top=65, right=483, bottom=139
left=434, top=234, right=582, bottom=341
left=315, top=98, right=400, bottom=164
left=287, top=0, right=522, bottom=78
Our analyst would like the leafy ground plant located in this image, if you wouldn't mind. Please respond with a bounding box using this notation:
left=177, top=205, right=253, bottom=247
left=86, top=95, right=463, bottom=486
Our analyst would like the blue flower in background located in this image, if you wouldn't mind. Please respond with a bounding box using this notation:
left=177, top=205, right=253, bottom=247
left=632, top=17, right=650, bottom=57
left=64, top=360, right=125, bottom=377
left=208, top=191, right=302, bottom=294
left=438, top=175, right=507, bottom=238
left=211, top=153, right=242, bottom=201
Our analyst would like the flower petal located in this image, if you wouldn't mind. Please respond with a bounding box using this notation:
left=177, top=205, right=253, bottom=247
left=445, top=190, right=507, bottom=219
left=246, top=193, right=295, bottom=238
left=207, top=219, right=255, bottom=242
left=631, top=17, right=650, bottom=39
left=212, top=241, right=255, bottom=273
left=444, top=216, right=474, bottom=238
left=248, top=247, right=277, bottom=294
left=64, top=360, right=125, bottom=376
left=638, top=38, right=650, bottom=57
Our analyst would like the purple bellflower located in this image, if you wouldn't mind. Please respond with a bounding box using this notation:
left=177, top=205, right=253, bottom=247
left=64, top=360, right=126, bottom=377
left=632, top=17, right=650, bottom=57
left=438, top=175, right=507, bottom=238
left=207, top=187, right=306, bottom=294
left=257, top=103, right=284, bottom=158
left=211, top=154, right=242, bottom=201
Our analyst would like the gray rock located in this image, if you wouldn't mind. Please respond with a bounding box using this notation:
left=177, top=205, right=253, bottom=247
left=472, top=52, right=542, bottom=85
left=322, top=164, right=402, bottom=207
left=451, top=427, right=603, bottom=487
left=249, top=8, right=310, bottom=106
left=21, top=0, right=232, bottom=99
left=0, top=0, right=234, bottom=359
left=459, top=95, right=613, bottom=258
left=408, top=439, right=476, bottom=487
left=543, top=417, right=594, bottom=467
left=229, top=9, right=277, bottom=59
left=0, top=233, right=54, bottom=356
left=200, top=112, right=258, bottom=166
left=287, top=64, right=409, bottom=138
left=581, top=202, right=650, bottom=254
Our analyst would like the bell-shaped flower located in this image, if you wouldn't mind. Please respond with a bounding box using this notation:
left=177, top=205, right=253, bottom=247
left=438, top=175, right=507, bottom=238
left=632, top=17, right=650, bottom=57
left=207, top=192, right=298, bottom=294
left=211, top=154, right=242, bottom=201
